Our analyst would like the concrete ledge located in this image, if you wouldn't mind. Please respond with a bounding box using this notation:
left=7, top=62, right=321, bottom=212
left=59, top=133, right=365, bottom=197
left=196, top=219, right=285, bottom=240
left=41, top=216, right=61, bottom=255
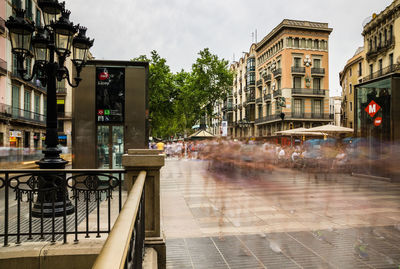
left=0, top=240, right=105, bottom=269
left=143, top=248, right=158, bottom=269
left=122, top=154, right=165, bottom=167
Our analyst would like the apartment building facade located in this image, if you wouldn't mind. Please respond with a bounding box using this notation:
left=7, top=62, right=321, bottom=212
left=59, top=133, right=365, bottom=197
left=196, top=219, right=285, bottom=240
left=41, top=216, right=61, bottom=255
left=355, top=0, right=400, bottom=143
left=339, top=47, right=365, bottom=129
left=254, top=19, right=333, bottom=138
left=1, top=0, right=47, bottom=150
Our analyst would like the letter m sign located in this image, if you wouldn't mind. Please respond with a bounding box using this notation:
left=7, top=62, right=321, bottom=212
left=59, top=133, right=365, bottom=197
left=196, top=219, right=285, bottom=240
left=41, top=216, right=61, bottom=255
left=365, top=100, right=381, bottom=117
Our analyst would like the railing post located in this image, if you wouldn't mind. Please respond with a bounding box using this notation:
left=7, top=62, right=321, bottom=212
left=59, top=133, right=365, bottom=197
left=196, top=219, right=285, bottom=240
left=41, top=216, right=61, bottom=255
left=122, top=149, right=166, bottom=269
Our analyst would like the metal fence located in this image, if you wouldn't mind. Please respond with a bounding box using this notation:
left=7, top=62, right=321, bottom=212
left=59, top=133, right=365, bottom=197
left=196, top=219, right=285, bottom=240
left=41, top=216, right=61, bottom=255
left=0, top=169, right=129, bottom=246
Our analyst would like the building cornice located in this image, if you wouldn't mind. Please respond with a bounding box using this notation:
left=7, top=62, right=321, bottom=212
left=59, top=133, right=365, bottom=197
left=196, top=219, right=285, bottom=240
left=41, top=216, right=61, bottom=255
left=256, top=19, right=333, bottom=52
left=362, top=0, right=400, bottom=36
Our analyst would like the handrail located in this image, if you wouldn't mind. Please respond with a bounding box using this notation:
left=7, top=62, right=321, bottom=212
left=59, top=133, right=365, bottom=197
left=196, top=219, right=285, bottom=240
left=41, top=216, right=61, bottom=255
left=92, top=170, right=146, bottom=269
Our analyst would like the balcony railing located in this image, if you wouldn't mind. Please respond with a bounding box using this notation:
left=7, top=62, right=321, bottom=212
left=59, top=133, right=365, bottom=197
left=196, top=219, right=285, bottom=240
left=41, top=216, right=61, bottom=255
left=0, top=169, right=127, bottom=245
left=11, top=106, right=46, bottom=124
left=362, top=64, right=400, bottom=83
left=272, top=68, right=282, bottom=77
left=311, top=68, right=325, bottom=75
left=255, top=114, right=281, bottom=124
left=264, top=93, right=271, bottom=101
left=56, top=87, right=67, bottom=94
left=291, top=66, right=305, bottom=74
left=256, top=97, right=263, bottom=104
left=263, top=74, right=271, bottom=82
left=0, top=103, right=12, bottom=118
left=256, top=79, right=262, bottom=86
left=291, top=88, right=326, bottom=96
left=255, top=113, right=333, bottom=124
left=0, top=59, right=6, bottom=75
left=11, top=71, right=47, bottom=92
left=273, top=89, right=282, bottom=97
left=366, top=38, right=395, bottom=60
left=0, top=17, right=5, bottom=34
left=247, top=79, right=255, bottom=86
left=57, top=112, right=72, bottom=119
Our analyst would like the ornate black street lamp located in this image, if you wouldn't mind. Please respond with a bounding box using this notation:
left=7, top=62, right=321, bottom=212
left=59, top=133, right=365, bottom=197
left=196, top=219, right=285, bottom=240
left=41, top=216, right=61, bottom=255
left=6, top=1, right=93, bottom=217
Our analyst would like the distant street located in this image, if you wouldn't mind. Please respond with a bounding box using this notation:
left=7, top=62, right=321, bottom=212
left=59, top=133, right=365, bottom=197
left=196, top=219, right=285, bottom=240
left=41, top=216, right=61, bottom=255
left=161, top=159, right=400, bottom=269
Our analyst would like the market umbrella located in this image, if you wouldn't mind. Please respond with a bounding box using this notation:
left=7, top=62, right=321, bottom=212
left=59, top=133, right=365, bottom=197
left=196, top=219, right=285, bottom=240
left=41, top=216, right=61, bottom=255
left=303, top=124, right=353, bottom=133
left=188, top=129, right=215, bottom=140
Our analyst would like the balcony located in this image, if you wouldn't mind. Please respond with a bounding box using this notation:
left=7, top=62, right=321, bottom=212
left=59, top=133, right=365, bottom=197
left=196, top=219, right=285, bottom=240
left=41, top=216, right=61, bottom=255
left=57, top=87, right=67, bottom=95
left=362, top=64, right=400, bottom=83
left=273, top=89, right=282, bottom=97
left=11, top=106, right=46, bottom=125
left=234, top=92, right=237, bottom=97
left=0, top=59, right=6, bottom=76
left=366, top=38, right=395, bottom=60
left=291, top=88, right=326, bottom=97
left=238, top=88, right=242, bottom=95
left=288, top=112, right=333, bottom=120
left=57, top=111, right=72, bottom=119
left=256, top=97, right=263, bottom=104
left=0, top=103, right=12, bottom=119
left=263, top=73, right=271, bottom=82
left=247, top=79, right=255, bottom=86
left=311, top=68, right=325, bottom=76
left=11, top=71, right=47, bottom=93
left=0, top=17, right=5, bottom=34
left=255, top=114, right=281, bottom=124
left=272, top=68, right=282, bottom=77
left=264, top=93, right=271, bottom=102
left=256, top=79, right=263, bottom=87
left=291, top=66, right=305, bottom=74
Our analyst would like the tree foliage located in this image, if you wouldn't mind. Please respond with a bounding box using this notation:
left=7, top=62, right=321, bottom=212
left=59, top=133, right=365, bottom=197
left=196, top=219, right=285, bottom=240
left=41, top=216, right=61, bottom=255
left=132, top=48, right=233, bottom=139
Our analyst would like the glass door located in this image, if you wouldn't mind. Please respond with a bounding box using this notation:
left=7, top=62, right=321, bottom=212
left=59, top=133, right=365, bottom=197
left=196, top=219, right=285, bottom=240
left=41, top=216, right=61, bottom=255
left=97, top=125, right=124, bottom=169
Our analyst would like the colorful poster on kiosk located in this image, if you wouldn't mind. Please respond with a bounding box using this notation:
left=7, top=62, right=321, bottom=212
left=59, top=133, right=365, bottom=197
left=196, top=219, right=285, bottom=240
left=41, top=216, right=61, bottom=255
left=96, top=67, right=125, bottom=123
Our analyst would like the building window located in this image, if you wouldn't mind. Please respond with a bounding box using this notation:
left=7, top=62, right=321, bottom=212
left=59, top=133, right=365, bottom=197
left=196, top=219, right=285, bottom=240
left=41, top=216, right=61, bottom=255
left=349, top=67, right=352, bottom=77
left=294, top=57, right=301, bottom=67
left=36, top=8, right=41, bottom=27
left=24, top=90, right=31, bottom=119
left=358, top=62, right=362, bottom=76
left=350, top=102, right=352, bottom=112
left=25, top=0, right=32, bottom=20
left=379, top=59, right=383, bottom=75
left=277, top=79, right=281, bottom=90
left=369, top=64, right=373, bottom=76
left=390, top=25, right=393, bottom=41
left=313, top=78, right=321, bottom=90
left=314, top=99, right=322, bottom=115
left=12, top=85, right=20, bottom=117
left=349, top=84, right=352, bottom=95
left=293, top=77, right=302, bottom=89
left=266, top=103, right=271, bottom=116
left=389, top=53, right=394, bottom=67
left=350, top=122, right=353, bottom=128
left=294, top=99, right=302, bottom=116
left=294, top=38, right=299, bottom=48
left=313, top=59, right=321, bottom=68
left=258, top=105, right=262, bottom=119
left=314, top=40, right=319, bottom=49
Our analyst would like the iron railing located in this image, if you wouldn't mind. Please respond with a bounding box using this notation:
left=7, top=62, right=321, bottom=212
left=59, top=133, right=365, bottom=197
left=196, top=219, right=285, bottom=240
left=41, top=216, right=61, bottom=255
left=272, top=68, right=282, bottom=77
left=291, top=88, right=326, bottom=96
left=264, top=93, right=271, bottom=101
left=273, top=89, right=282, bottom=97
left=256, top=79, right=262, bottom=86
left=92, top=170, right=146, bottom=269
left=362, top=64, right=400, bottom=83
left=263, top=74, right=271, bottom=82
left=57, top=112, right=72, bottom=119
left=56, top=87, right=67, bottom=94
left=291, top=66, right=305, bottom=73
left=11, top=106, right=46, bottom=124
left=255, top=113, right=333, bottom=124
left=366, top=38, right=395, bottom=60
left=255, top=114, right=281, bottom=124
left=0, top=58, right=6, bottom=75
left=0, top=103, right=12, bottom=118
left=256, top=97, right=263, bottom=104
left=311, top=68, right=325, bottom=75
left=0, top=169, right=127, bottom=246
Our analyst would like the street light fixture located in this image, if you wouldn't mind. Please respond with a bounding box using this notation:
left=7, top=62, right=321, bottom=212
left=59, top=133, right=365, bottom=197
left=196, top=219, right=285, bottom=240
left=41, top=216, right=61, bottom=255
left=5, top=2, right=93, bottom=217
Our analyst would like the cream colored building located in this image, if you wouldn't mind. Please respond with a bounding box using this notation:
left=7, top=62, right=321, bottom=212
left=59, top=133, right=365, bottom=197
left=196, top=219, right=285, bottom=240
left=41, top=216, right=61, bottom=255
left=339, top=47, right=365, bottom=129
left=255, top=19, right=333, bottom=138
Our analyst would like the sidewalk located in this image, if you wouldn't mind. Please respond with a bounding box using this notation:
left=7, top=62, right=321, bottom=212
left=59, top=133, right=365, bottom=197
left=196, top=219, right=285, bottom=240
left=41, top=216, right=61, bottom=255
left=161, top=159, right=400, bottom=268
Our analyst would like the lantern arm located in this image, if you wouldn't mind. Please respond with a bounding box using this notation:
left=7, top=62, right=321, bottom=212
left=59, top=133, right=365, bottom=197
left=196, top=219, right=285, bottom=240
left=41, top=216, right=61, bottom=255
left=16, top=57, right=43, bottom=83
left=61, top=66, right=81, bottom=88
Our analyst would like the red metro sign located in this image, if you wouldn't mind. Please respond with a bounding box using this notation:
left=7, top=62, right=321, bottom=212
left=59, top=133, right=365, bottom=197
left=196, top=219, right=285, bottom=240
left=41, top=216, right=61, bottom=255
left=374, top=117, right=382, bottom=126
left=365, top=100, right=381, bottom=118
left=98, top=72, right=109, bottom=81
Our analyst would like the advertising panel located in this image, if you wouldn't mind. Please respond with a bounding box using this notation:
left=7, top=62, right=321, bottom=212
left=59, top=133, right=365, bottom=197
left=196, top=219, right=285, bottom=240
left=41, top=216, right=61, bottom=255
left=96, top=67, right=125, bottom=123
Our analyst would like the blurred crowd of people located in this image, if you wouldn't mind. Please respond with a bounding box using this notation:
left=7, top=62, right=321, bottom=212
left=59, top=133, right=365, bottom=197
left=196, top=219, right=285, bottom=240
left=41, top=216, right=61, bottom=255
left=150, top=138, right=400, bottom=179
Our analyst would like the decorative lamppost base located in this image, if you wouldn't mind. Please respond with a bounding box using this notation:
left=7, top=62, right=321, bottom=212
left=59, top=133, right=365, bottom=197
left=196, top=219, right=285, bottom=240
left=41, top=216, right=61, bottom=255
left=32, top=148, right=75, bottom=218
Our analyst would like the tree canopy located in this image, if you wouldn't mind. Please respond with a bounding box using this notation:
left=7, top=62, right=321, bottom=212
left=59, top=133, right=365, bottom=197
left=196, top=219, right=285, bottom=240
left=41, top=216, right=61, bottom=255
left=132, top=48, right=233, bottom=139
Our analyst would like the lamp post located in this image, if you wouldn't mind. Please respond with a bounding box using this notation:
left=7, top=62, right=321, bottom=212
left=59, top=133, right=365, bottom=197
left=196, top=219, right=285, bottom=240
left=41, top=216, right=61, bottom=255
left=6, top=1, right=93, bottom=217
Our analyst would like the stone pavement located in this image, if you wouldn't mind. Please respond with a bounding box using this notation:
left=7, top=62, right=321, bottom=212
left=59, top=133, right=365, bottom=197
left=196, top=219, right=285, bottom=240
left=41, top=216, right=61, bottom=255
left=161, top=159, right=400, bottom=269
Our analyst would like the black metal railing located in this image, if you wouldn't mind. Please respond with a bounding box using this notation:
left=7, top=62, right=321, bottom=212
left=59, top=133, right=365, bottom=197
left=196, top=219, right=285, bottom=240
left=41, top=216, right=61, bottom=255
left=273, top=89, right=282, bottom=97
left=366, top=38, right=395, bottom=60
left=0, top=17, right=5, bottom=34
left=255, top=114, right=281, bottom=124
left=255, top=112, right=333, bottom=124
left=362, top=64, right=400, bottom=83
left=311, top=68, right=325, bottom=75
left=246, top=94, right=255, bottom=103
left=11, top=71, right=47, bottom=92
left=256, top=97, right=263, bottom=104
left=256, top=79, right=262, bottom=86
left=264, top=93, right=271, bottom=101
left=11, top=107, right=46, bottom=124
left=291, top=66, right=305, bottom=73
left=291, top=88, right=326, bottom=96
left=247, top=79, right=255, bottom=86
left=263, top=74, right=271, bottom=82
left=0, top=58, right=6, bottom=75
left=56, top=87, right=67, bottom=94
left=0, top=103, right=12, bottom=118
left=273, top=68, right=282, bottom=77
left=0, top=169, right=127, bottom=246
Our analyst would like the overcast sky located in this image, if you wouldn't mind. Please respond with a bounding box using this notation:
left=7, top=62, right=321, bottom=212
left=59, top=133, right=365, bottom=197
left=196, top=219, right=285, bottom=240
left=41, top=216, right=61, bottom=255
left=66, top=0, right=392, bottom=96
